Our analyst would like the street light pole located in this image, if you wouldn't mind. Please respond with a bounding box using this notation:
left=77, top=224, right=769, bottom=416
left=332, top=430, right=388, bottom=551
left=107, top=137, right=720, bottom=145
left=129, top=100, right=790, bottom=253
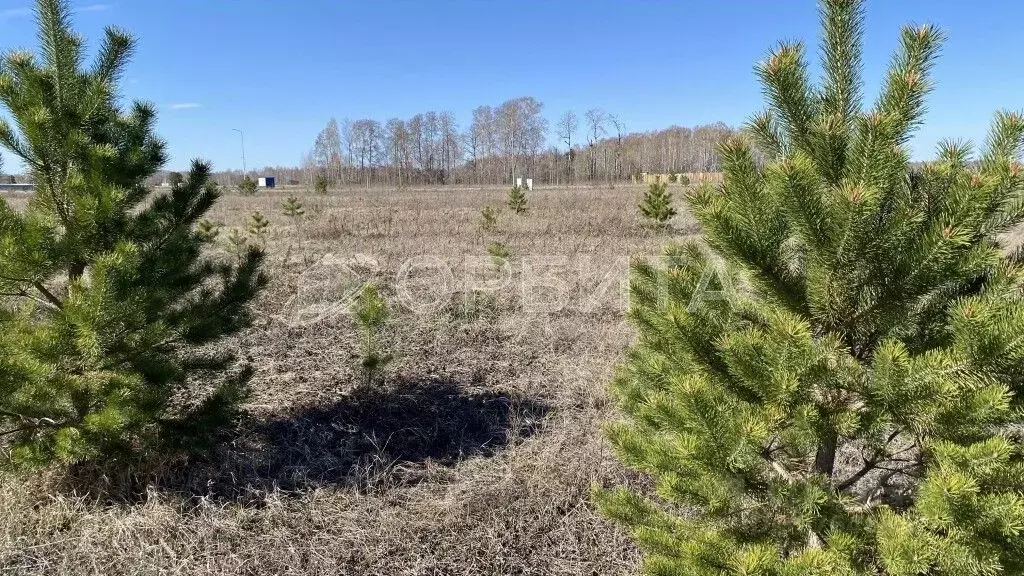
left=232, top=128, right=247, bottom=180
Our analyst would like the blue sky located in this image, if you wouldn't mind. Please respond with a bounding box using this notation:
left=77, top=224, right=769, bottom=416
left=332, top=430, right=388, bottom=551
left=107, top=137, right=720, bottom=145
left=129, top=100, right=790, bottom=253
left=1, top=0, right=1022, bottom=171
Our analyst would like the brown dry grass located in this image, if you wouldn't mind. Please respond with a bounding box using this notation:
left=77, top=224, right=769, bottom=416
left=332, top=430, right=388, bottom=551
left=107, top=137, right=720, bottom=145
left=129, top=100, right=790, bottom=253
left=0, top=183, right=698, bottom=575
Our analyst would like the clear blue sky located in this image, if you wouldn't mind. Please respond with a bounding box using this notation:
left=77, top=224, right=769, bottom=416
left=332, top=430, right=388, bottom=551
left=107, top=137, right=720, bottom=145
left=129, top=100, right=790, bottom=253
left=1, top=0, right=1022, bottom=171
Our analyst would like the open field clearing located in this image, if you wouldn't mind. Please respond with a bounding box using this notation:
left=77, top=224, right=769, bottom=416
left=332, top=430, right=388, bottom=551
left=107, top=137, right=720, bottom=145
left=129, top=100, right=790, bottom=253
left=1, top=184, right=696, bottom=575
left=5, top=0, right=1024, bottom=572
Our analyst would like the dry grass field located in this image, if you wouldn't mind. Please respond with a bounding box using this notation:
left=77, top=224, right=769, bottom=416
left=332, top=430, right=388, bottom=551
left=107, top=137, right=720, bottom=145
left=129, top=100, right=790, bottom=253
left=0, top=183, right=698, bottom=575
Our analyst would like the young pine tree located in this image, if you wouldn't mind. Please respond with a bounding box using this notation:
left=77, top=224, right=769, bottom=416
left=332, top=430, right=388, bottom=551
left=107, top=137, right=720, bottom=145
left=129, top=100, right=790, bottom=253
left=481, top=205, right=499, bottom=231
left=0, top=0, right=266, bottom=467
left=638, top=181, right=677, bottom=227
left=246, top=211, right=270, bottom=245
left=313, top=172, right=330, bottom=195
left=352, top=283, right=391, bottom=388
left=507, top=185, right=528, bottom=215
left=282, top=196, right=305, bottom=221
left=196, top=218, right=223, bottom=243
left=238, top=175, right=257, bottom=196
left=597, top=1, right=1024, bottom=574
left=225, top=228, right=249, bottom=262
left=487, top=241, right=511, bottom=270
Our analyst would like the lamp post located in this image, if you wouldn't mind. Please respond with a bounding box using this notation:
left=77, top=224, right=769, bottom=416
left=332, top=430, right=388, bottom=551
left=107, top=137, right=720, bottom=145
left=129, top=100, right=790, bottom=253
left=232, top=128, right=247, bottom=181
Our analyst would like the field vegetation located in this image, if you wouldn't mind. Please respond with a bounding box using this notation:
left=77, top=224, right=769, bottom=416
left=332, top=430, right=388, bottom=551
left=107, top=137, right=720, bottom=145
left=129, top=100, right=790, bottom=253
left=3, top=0, right=1024, bottom=574
left=1, top=182, right=690, bottom=575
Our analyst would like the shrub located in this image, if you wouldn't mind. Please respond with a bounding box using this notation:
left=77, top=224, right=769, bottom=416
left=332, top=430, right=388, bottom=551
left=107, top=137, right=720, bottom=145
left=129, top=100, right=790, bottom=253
left=677, top=174, right=690, bottom=185
left=597, top=1, right=1024, bottom=574
left=238, top=175, right=257, bottom=196
left=507, top=185, right=528, bottom=215
left=667, top=173, right=678, bottom=183
left=352, top=284, right=391, bottom=388
left=167, top=171, right=184, bottom=187
left=0, top=0, right=266, bottom=468
left=638, top=181, right=677, bottom=226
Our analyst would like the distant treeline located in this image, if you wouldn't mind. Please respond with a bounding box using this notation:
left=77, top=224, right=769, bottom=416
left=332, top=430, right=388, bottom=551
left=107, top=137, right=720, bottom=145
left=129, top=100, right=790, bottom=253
left=192, top=98, right=739, bottom=188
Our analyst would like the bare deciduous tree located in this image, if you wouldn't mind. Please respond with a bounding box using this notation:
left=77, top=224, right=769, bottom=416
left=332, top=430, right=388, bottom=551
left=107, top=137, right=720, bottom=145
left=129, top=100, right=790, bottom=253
left=312, top=118, right=343, bottom=184
left=585, top=108, right=606, bottom=181
left=293, top=100, right=735, bottom=189
left=556, top=110, right=578, bottom=184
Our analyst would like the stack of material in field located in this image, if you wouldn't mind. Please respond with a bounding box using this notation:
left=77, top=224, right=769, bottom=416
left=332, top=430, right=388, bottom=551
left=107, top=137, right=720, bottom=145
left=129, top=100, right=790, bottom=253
left=636, top=172, right=723, bottom=185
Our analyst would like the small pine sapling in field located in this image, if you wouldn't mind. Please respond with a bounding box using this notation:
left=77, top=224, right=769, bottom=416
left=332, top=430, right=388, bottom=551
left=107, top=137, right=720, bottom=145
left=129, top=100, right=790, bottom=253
left=677, top=174, right=690, bottom=186
left=597, top=1, right=1024, bottom=574
left=352, top=284, right=392, bottom=388
left=196, top=218, right=223, bottom=243
left=487, top=241, right=511, bottom=270
left=313, top=172, right=329, bottom=195
left=0, top=0, right=266, bottom=468
left=238, top=175, right=257, bottom=196
left=282, top=196, right=305, bottom=221
left=638, top=181, right=677, bottom=226
left=481, top=205, right=499, bottom=230
left=667, top=172, right=678, bottom=183
left=507, top=185, right=528, bottom=214
left=226, top=228, right=249, bottom=261
left=246, top=211, right=270, bottom=245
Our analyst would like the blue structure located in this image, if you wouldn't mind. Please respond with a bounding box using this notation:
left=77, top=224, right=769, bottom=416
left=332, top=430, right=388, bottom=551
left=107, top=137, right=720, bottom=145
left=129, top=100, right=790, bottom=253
left=258, top=176, right=276, bottom=189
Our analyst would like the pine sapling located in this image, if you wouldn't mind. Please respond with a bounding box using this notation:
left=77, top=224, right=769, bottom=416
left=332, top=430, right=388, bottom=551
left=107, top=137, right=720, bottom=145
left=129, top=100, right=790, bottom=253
left=0, top=0, right=266, bottom=468
left=238, top=175, right=257, bottom=196
left=282, top=196, right=305, bottom=221
left=352, top=283, right=392, bottom=388
left=487, top=241, right=511, bottom=270
left=196, top=218, right=223, bottom=243
left=638, top=181, right=677, bottom=227
left=246, top=211, right=270, bottom=245
left=314, top=172, right=329, bottom=195
left=481, top=205, right=499, bottom=230
left=598, top=1, right=1024, bottom=573
left=226, top=228, right=249, bottom=261
left=507, top=185, right=528, bottom=215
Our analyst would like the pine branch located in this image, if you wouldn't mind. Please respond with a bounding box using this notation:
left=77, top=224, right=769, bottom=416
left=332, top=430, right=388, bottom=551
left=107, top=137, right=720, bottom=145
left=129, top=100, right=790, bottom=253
left=32, top=280, right=63, bottom=310
left=819, top=0, right=864, bottom=127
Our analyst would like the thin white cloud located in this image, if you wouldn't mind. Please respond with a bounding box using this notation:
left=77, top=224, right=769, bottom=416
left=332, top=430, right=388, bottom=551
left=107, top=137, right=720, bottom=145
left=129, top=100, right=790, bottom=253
left=1, top=4, right=110, bottom=21
left=0, top=7, right=32, bottom=19
left=170, top=103, right=202, bottom=110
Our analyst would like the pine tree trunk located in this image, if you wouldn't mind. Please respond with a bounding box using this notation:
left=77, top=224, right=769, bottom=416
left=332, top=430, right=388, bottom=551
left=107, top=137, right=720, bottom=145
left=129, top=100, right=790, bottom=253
left=813, top=430, right=838, bottom=479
